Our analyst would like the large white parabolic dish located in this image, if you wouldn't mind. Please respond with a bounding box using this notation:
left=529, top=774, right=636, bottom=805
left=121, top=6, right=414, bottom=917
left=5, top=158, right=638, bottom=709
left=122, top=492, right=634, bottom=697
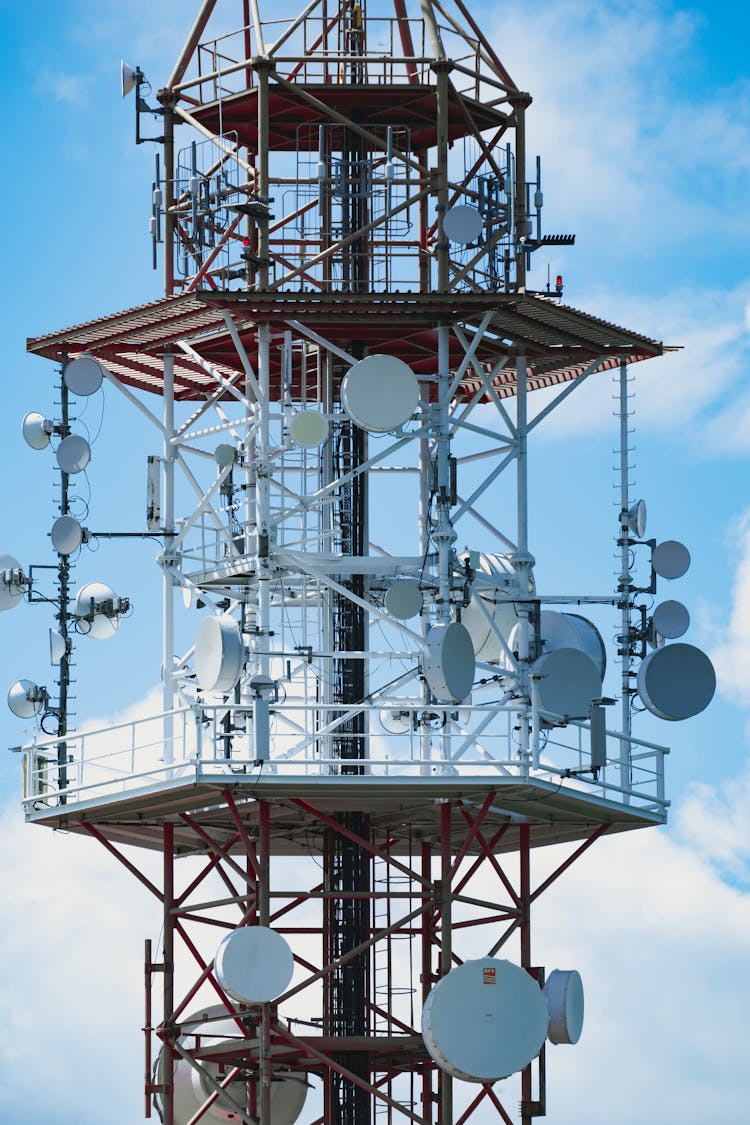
left=443, top=204, right=483, bottom=244
left=341, top=355, right=418, bottom=433
left=290, top=409, right=330, bottom=448
left=214, top=925, right=294, bottom=1004
left=422, top=958, right=548, bottom=1082
left=22, top=411, right=51, bottom=450
left=637, top=642, right=715, bottom=721
left=51, top=515, right=84, bottom=556
left=652, top=599, right=690, bottom=640
left=56, top=433, right=91, bottom=475
left=384, top=578, right=423, bottom=620
left=532, top=648, right=601, bottom=721
left=421, top=622, right=475, bottom=703
left=652, top=539, right=690, bottom=580
left=7, top=679, right=43, bottom=719
left=195, top=615, right=244, bottom=694
left=64, top=355, right=105, bottom=396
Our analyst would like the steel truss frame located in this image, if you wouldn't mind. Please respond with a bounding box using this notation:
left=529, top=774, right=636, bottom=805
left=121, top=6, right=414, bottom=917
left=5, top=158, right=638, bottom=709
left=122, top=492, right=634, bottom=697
left=83, top=791, right=609, bottom=1124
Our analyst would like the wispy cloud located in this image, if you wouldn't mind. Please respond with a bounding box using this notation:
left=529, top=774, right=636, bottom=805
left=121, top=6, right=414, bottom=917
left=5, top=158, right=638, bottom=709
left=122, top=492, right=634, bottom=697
left=34, top=70, right=91, bottom=106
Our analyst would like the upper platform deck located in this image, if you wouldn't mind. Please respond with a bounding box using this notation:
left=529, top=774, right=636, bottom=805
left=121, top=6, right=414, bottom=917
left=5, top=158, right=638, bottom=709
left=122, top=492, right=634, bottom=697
left=26, top=291, right=664, bottom=401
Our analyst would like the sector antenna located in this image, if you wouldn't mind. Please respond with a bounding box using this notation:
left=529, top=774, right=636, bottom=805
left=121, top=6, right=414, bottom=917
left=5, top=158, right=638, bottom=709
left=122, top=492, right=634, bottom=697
left=7, top=4, right=716, bottom=1125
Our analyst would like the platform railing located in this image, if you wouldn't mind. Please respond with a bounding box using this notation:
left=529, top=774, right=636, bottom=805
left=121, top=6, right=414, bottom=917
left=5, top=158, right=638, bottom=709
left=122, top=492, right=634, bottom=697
left=16, top=700, right=669, bottom=817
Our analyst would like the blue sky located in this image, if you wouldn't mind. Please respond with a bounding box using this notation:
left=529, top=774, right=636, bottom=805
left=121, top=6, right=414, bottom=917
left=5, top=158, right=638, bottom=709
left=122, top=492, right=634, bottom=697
left=1, top=1, right=749, bottom=1122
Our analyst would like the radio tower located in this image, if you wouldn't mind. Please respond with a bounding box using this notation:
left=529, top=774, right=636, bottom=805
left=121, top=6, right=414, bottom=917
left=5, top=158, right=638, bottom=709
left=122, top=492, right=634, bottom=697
left=9, top=3, right=716, bottom=1124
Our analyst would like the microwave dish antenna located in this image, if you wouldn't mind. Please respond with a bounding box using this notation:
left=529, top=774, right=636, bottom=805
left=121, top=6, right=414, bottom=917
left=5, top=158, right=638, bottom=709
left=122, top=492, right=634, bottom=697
left=421, top=622, right=475, bottom=703
left=637, top=642, right=715, bottom=720
left=652, top=540, right=691, bottom=580
left=422, top=958, right=548, bottom=1082
left=0, top=555, right=26, bottom=612
left=289, top=409, right=329, bottom=448
left=51, top=515, right=86, bottom=556
left=22, top=411, right=53, bottom=450
left=384, top=578, right=423, bottom=620
left=7, top=679, right=48, bottom=719
left=214, top=926, right=294, bottom=1004
left=74, top=581, right=128, bottom=639
left=341, top=355, right=419, bottom=433
left=194, top=614, right=244, bottom=693
left=444, top=204, right=483, bottom=244
left=63, top=355, right=105, bottom=397
left=56, top=434, right=91, bottom=475
left=532, top=648, right=602, bottom=721
left=626, top=498, right=647, bottom=538
left=652, top=599, right=690, bottom=640
left=49, top=628, right=67, bottom=666
left=544, top=969, right=584, bottom=1045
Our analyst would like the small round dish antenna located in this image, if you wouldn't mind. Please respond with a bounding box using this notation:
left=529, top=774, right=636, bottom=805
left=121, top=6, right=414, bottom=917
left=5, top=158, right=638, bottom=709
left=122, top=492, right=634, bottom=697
left=51, top=515, right=85, bottom=556
left=341, top=355, right=419, bottom=433
left=214, top=443, right=236, bottom=469
left=443, top=204, right=483, bottom=244
left=532, top=648, right=601, bottom=722
left=7, top=679, right=46, bottom=719
left=384, top=579, right=423, bottom=620
left=626, top=499, right=647, bottom=538
left=652, top=600, right=690, bottom=640
left=64, top=355, right=105, bottom=396
left=544, top=969, right=584, bottom=1045
left=181, top=585, right=197, bottom=610
left=22, top=411, right=52, bottom=450
left=74, top=581, right=123, bottom=639
left=652, top=539, right=690, bottom=580
left=56, top=434, right=91, bottom=475
left=378, top=707, right=413, bottom=734
left=422, top=958, right=548, bottom=1082
left=421, top=622, right=475, bottom=703
left=290, top=410, right=329, bottom=448
left=214, top=925, right=294, bottom=1003
left=0, top=554, right=26, bottom=612
left=195, top=614, right=244, bottom=694
left=49, top=628, right=66, bottom=666
left=637, top=642, right=715, bottom=721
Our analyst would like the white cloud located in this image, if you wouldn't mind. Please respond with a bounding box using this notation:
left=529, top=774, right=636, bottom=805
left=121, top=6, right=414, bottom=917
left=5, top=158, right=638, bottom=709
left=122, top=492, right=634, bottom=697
left=709, top=510, right=750, bottom=703
left=34, top=70, right=91, bottom=105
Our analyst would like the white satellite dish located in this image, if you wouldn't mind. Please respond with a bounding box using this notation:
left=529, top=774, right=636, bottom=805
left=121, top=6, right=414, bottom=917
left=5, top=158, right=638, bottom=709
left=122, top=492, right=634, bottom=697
left=195, top=614, right=244, bottom=693
left=22, top=411, right=52, bottom=450
left=121, top=60, right=138, bottom=98
left=421, top=622, right=475, bottom=703
left=51, top=515, right=84, bottom=556
left=544, top=969, right=584, bottom=1046
left=652, top=599, right=690, bottom=640
left=74, top=581, right=122, bottom=639
left=443, top=204, right=483, bottom=244
left=379, top=706, right=413, bottom=734
left=637, top=642, right=715, bottom=721
left=539, top=610, right=607, bottom=678
left=461, top=553, right=524, bottom=663
left=49, top=628, right=66, bottom=665
left=626, top=498, right=647, bottom=538
left=56, top=434, right=91, bottom=475
left=165, top=1005, right=309, bottom=1125
left=532, top=648, right=602, bottom=721
left=214, top=925, right=294, bottom=1004
left=422, top=958, right=548, bottom=1082
left=652, top=539, right=690, bottom=580
left=384, top=579, right=423, bottom=620
left=64, top=355, right=105, bottom=396
left=341, top=355, right=418, bottom=433
left=214, top=443, right=236, bottom=469
left=289, top=410, right=329, bottom=448
left=7, top=679, right=45, bottom=719
left=182, top=585, right=197, bottom=610
left=0, top=554, right=26, bottom=612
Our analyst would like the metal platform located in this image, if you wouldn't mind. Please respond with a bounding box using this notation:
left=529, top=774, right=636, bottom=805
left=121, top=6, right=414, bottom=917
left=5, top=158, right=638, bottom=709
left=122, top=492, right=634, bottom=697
left=24, top=770, right=665, bottom=856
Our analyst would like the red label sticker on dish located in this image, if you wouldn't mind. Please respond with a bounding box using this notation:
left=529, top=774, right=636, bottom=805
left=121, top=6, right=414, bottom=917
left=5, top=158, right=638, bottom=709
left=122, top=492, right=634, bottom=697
left=482, top=967, right=496, bottom=985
